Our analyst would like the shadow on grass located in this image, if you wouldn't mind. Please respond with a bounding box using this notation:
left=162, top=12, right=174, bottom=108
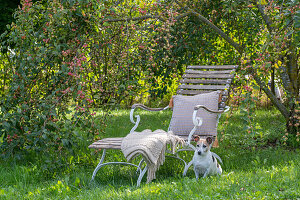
left=91, top=108, right=298, bottom=187
left=1, top=108, right=299, bottom=199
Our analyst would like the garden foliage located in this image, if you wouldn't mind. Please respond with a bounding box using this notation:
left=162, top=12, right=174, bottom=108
left=0, top=0, right=105, bottom=171
left=0, top=0, right=299, bottom=174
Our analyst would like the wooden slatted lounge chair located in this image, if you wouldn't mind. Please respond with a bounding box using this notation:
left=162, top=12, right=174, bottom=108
left=89, top=65, right=238, bottom=186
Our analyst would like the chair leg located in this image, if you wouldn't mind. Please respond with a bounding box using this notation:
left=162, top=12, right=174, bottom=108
left=136, top=158, right=144, bottom=174
left=183, top=160, right=193, bottom=176
left=91, top=149, right=147, bottom=186
left=166, top=148, right=194, bottom=177
left=137, top=166, right=148, bottom=187
left=91, top=149, right=107, bottom=181
left=165, top=154, right=187, bottom=169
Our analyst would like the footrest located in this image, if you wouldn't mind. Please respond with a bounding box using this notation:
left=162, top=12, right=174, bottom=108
left=88, top=137, right=124, bottom=149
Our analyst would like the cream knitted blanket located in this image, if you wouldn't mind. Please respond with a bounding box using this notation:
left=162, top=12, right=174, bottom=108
left=121, top=129, right=184, bottom=183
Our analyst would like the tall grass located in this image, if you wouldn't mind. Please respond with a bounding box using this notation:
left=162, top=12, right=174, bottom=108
left=0, top=108, right=299, bottom=199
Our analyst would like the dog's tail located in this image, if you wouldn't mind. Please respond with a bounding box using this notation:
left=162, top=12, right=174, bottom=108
left=211, top=152, right=223, bottom=165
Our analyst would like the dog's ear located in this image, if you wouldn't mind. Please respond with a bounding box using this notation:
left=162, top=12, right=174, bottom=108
left=194, top=135, right=200, bottom=142
left=206, top=137, right=213, bottom=145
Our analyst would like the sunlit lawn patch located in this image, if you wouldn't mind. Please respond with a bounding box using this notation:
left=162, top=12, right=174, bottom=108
left=0, top=108, right=299, bottom=199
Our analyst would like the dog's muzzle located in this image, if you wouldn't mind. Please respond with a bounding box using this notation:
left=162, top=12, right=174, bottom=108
left=197, top=151, right=201, bottom=155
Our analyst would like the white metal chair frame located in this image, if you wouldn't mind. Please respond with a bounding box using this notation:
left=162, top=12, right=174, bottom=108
left=91, top=103, right=229, bottom=186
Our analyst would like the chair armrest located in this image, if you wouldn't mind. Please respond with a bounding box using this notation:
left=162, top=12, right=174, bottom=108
left=194, top=105, right=224, bottom=114
left=131, top=104, right=169, bottom=112
left=187, top=105, right=225, bottom=145
left=130, top=104, right=169, bottom=133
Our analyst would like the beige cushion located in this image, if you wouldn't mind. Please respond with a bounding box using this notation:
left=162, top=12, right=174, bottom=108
left=169, top=91, right=220, bottom=136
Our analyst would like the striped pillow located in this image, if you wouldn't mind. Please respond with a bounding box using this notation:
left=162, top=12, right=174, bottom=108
left=169, top=91, right=220, bottom=136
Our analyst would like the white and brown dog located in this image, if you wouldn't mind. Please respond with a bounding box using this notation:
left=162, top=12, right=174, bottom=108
left=192, top=136, right=222, bottom=180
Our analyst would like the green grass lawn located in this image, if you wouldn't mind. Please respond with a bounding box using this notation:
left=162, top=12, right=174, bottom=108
left=1, top=108, right=300, bottom=199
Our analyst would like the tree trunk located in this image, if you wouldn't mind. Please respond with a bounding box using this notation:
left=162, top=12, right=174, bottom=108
left=250, top=68, right=289, bottom=119
left=270, top=68, right=275, bottom=95
left=287, top=102, right=299, bottom=135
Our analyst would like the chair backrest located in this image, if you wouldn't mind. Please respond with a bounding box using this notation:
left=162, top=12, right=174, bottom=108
left=168, top=65, right=237, bottom=138
left=177, top=65, right=238, bottom=111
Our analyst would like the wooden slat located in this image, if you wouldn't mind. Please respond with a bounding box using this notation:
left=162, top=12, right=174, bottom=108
left=92, top=140, right=122, bottom=144
left=177, top=89, right=229, bottom=96
left=92, top=141, right=122, bottom=145
left=89, top=144, right=121, bottom=149
left=180, top=79, right=230, bottom=85
left=178, top=85, right=227, bottom=90
left=188, top=65, right=237, bottom=69
left=88, top=137, right=123, bottom=149
left=183, top=74, right=234, bottom=79
left=181, top=79, right=230, bottom=85
left=186, top=69, right=234, bottom=74
left=177, top=90, right=211, bottom=95
left=89, top=142, right=122, bottom=146
left=97, top=138, right=123, bottom=141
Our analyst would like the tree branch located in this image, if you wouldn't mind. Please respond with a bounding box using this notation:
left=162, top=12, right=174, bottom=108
left=102, top=10, right=192, bottom=26
left=255, top=2, right=274, bottom=33
left=174, top=1, right=243, bottom=54
left=255, top=1, right=297, bottom=100
left=175, top=11, right=191, bottom=20
left=103, top=15, right=164, bottom=23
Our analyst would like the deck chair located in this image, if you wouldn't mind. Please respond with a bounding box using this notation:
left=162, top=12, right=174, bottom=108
left=89, top=65, right=238, bottom=186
